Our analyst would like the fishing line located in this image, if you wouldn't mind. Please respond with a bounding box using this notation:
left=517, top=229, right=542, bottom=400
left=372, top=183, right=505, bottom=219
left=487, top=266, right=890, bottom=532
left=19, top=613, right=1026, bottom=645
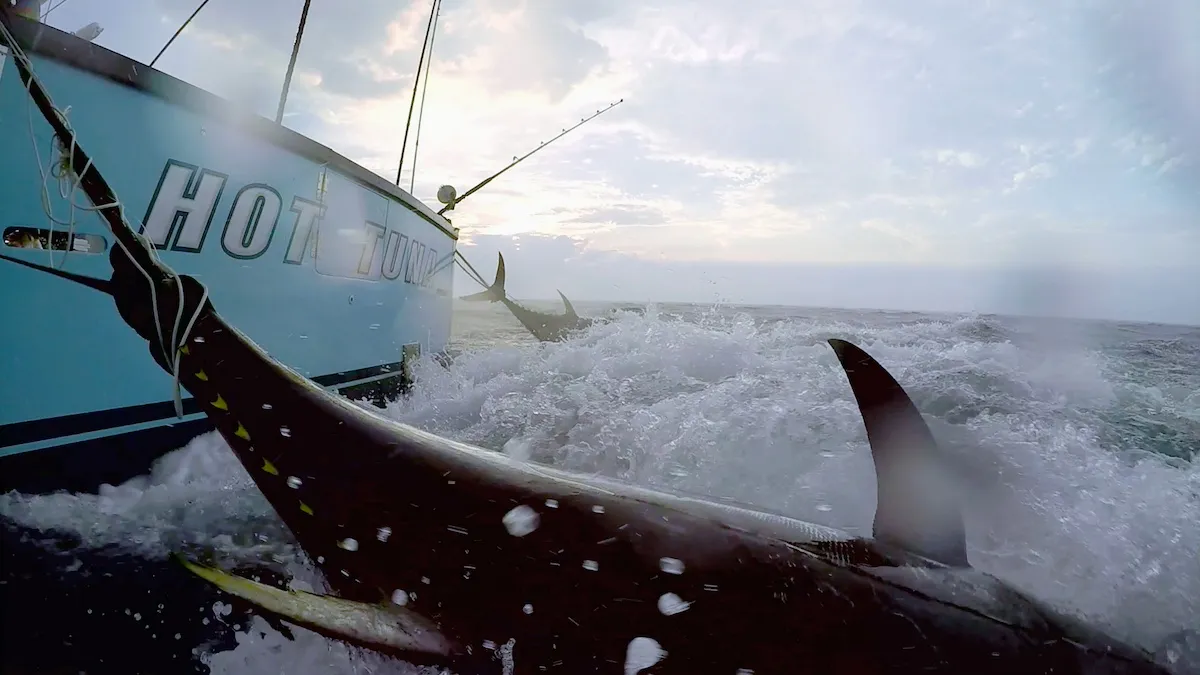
left=455, top=250, right=490, bottom=288
left=1, top=17, right=207, bottom=418
left=454, top=256, right=488, bottom=289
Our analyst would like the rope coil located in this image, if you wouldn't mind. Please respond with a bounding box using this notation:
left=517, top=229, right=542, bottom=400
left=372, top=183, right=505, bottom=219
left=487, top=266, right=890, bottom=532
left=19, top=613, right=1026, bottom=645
left=2, top=16, right=207, bottom=418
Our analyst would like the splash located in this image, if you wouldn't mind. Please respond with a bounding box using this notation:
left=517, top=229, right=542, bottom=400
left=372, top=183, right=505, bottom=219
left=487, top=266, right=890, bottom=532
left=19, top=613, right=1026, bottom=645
left=2, top=304, right=1197, bottom=673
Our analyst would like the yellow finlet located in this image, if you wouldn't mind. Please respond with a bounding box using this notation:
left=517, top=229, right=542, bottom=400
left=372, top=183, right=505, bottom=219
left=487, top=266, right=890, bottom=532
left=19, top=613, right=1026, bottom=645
left=262, top=459, right=279, bottom=475
left=211, top=394, right=228, bottom=410
left=179, top=345, right=190, bottom=355
left=300, top=502, right=314, bottom=515
left=234, top=423, right=250, bottom=440
left=196, top=370, right=209, bottom=381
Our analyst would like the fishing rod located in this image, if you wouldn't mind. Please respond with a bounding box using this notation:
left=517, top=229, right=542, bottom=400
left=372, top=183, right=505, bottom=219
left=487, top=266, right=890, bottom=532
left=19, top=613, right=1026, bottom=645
left=436, top=98, right=624, bottom=215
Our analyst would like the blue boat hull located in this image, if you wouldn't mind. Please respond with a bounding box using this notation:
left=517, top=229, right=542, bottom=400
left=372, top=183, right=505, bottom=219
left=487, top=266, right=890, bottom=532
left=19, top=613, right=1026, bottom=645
left=0, top=15, right=458, bottom=494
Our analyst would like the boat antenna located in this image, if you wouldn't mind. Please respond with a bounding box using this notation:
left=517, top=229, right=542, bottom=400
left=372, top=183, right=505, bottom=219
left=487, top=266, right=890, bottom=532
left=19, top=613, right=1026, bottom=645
left=408, top=0, right=441, bottom=194
left=149, top=0, right=212, bottom=68
left=395, top=0, right=440, bottom=187
left=436, top=98, right=624, bottom=215
left=274, top=0, right=313, bottom=124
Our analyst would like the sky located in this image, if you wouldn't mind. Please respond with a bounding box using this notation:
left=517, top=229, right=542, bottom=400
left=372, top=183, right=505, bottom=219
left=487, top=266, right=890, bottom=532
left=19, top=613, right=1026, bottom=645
left=27, top=0, right=1200, bottom=323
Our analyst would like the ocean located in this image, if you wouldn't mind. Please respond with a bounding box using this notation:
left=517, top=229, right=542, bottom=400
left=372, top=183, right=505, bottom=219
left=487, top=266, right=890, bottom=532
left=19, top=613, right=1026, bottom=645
left=1, top=300, right=1198, bottom=673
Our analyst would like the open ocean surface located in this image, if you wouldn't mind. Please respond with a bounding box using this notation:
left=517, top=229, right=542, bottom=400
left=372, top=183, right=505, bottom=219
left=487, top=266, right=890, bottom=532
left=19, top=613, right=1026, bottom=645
left=2, top=300, right=1199, bottom=673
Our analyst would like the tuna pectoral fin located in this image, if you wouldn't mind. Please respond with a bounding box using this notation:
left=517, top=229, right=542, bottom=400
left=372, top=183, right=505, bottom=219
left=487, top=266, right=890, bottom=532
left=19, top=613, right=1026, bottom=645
left=177, top=556, right=459, bottom=662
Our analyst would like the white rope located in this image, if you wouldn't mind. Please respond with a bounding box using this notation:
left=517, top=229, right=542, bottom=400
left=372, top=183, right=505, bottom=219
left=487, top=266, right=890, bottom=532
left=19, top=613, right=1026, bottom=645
left=3, top=20, right=207, bottom=418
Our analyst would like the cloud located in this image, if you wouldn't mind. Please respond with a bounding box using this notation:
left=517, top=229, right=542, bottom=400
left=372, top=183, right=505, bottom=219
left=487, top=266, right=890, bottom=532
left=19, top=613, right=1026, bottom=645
left=559, top=205, right=667, bottom=227
left=42, top=0, right=1200, bottom=323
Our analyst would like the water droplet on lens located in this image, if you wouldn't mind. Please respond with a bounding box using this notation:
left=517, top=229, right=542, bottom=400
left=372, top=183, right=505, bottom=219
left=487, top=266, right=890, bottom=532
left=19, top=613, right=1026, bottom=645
left=657, top=592, right=690, bottom=615
left=502, top=505, right=540, bottom=537
left=659, top=557, right=685, bottom=575
left=624, top=637, right=666, bottom=675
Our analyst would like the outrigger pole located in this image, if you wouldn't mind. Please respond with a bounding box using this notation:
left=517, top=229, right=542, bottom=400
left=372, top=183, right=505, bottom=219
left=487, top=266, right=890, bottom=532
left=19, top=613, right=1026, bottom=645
left=275, top=0, right=314, bottom=124
left=436, top=98, right=624, bottom=215
left=149, top=0, right=213, bottom=68
left=396, top=0, right=441, bottom=187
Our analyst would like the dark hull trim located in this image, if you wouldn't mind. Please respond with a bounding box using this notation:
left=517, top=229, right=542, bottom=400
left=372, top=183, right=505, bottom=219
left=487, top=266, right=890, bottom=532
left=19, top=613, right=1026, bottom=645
left=0, top=360, right=406, bottom=449
left=0, top=363, right=412, bottom=496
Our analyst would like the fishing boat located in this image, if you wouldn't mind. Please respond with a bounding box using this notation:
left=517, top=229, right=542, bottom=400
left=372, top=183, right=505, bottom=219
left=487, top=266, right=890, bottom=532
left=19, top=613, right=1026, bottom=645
left=0, top=3, right=459, bottom=495
left=0, top=4, right=629, bottom=673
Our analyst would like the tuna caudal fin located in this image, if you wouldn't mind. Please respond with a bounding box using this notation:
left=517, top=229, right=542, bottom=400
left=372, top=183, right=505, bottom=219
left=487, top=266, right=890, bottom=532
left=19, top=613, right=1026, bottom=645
left=557, top=290, right=579, bottom=320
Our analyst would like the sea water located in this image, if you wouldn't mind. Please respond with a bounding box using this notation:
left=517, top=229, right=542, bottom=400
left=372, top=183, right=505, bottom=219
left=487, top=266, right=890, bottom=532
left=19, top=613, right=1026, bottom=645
left=1, top=302, right=1197, bottom=673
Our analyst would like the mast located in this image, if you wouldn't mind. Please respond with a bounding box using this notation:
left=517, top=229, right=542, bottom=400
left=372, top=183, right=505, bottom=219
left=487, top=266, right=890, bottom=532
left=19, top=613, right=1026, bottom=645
left=275, top=0, right=314, bottom=125
left=395, top=0, right=440, bottom=187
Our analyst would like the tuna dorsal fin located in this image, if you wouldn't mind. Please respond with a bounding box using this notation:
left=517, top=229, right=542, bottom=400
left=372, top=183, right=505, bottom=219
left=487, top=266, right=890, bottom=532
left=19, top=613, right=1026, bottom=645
left=827, top=339, right=970, bottom=567
left=557, top=290, right=578, bottom=319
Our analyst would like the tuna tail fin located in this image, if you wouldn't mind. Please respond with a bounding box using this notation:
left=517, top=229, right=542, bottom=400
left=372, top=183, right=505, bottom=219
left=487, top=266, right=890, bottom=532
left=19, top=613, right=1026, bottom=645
left=459, top=252, right=506, bottom=303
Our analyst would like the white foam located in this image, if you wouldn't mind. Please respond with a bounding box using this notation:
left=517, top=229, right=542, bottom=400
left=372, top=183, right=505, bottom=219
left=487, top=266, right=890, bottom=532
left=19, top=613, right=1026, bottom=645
left=0, top=432, right=291, bottom=565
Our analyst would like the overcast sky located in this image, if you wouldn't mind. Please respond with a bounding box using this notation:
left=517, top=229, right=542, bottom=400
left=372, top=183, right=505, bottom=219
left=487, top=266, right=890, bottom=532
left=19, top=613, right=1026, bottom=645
left=35, top=0, right=1200, bottom=323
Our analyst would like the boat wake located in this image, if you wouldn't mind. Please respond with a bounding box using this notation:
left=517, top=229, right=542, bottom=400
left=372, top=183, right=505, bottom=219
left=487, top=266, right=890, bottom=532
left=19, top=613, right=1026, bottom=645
left=2, top=305, right=1198, bottom=673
